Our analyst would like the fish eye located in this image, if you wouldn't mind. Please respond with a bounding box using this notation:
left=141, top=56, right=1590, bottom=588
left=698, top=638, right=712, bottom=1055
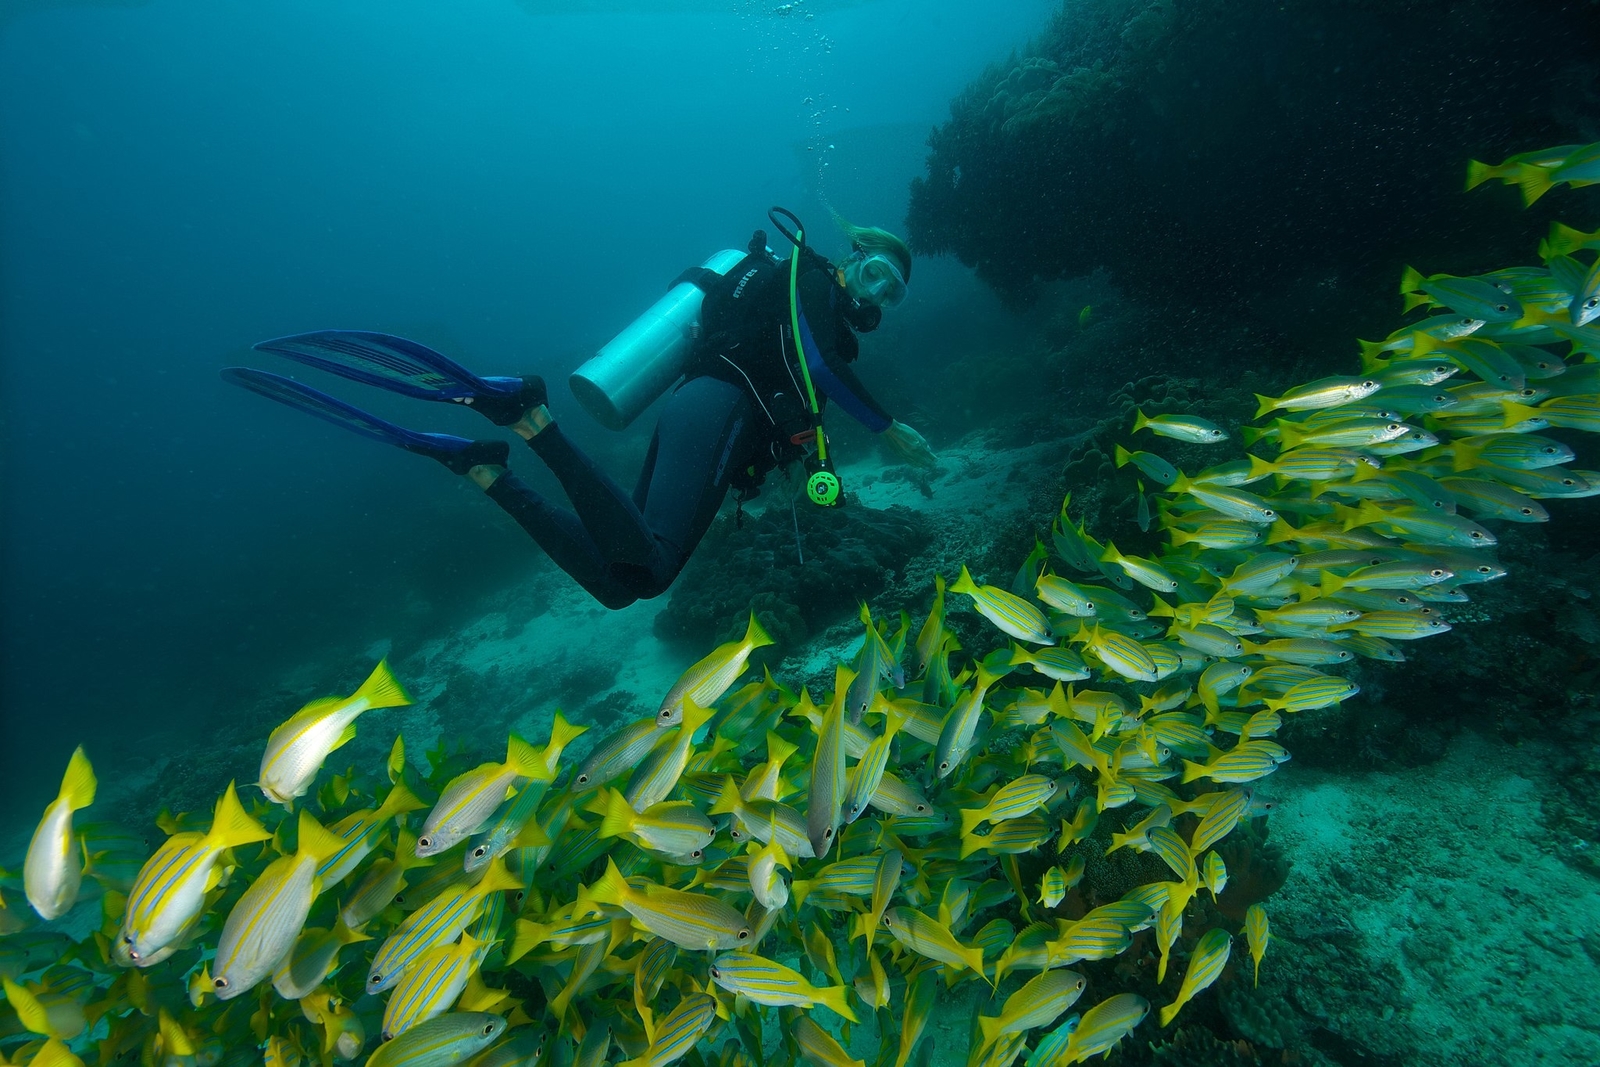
left=472, top=846, right=487, bottom=858
left=1495, top=303, right=1509, bottom=312
left=938, top=761, right=949, bottom=771
left=1262, top=509, right=1276, bottom=519
left=1430, top=569, right=1446, bottom=578
left=128, top=949, right=141, bottom=961
left=737, top=929, right=750, bottom=940
left=418, top=836, right=432, bottom=850
left=691, top=849, right=704, bottom=859
left=1471, top=531, right=1485, bottom=539
left=576, top=774, right=589, bottom=784
left=711, top=967, right=721, bottom=978
left=1521, top=507, right=1534, bottom=515
left=824, top=828, right=834, bottom=840
left=484, top=1024, right=497, bottom=1036
left=1362, top=380, right=1376, bottom=388
left=915, top=803, right=929, bottom=813
left=213, top=976, right=229, bottom=990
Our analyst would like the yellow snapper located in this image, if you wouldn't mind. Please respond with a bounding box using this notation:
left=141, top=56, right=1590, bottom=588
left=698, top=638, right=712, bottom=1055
left=880, top=907, right=986, bottom=978
left=417, top=734, right=547, bottom=856
left=709, top=951, right=857, bottom=1020
left=24, top=746, right=96, bottom=921
left=656, top=613, right=773, bottom=727
left=257, top=659, right=411, bottom=807
left=587, top=857, right=751, bottom=951
left=1059, top=993, right=1149, bottom=1063
left=270, top=921, right=369, bottom=1001
left=116, top=781, right=271, bottom=966
left=951, top=565, right=1054, bottom=644
left=1245, top=904, right=1271, bottom=987
left=1159, top=927, right=1231, bottom=1026
left=212, top=810, right=345, bottom=999
left=977, top=968, right=1087, bottom=1050
left=366, top=858, right=519, bottom=993
left=339, top=827, right=433, bottom=930
left=792, top=1015, right=864, bottom=1067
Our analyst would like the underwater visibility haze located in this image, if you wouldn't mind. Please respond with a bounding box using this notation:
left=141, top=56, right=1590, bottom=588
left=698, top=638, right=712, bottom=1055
left=3, top=1, right=1600, bottom=1066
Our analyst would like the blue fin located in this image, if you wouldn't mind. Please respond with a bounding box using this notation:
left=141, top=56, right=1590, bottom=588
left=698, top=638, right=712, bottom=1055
left=251, top=331, right=521, bottom=401
left=221, top=367, right=474, bottom=455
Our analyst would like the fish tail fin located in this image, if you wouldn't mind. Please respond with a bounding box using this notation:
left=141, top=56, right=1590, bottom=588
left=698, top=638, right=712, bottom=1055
left=1097, top=541, right=1119, bottom=564
left=503, top=733, right=543, bottom=779
left=353, top=658, right=411, bottom=711
left=1402, top=291, right=1431, bottom=314
left=475, top=856, right=521, bottom=896
left=1519, top=163, right=1554, bottom=207
left=766, top=730, right=799, bottom=768
left=1168, top=526, right=1194, bottom=546
left=744, top=611, right=775, bottom=651
left=335, top=919, right=370, bottom=945
left=958, top=808, right=985, bottom=837
left=708, top=775, right=743, bottom=818
left=506, top=918, right=549, bottom=965
left=963, top=944, right=989, bottom=983
left=295, top=810, right=346, bottom=865
left=207, top=782, right=271, bottom=850
left=1501, top=399, right=1542, bottom=428
left=978, top=1016, right=1002, bottom=1048
left=958, top=832, right=985, bottom=860
left=1105, top=830, right=1131, bottom=855
left=1253, top=393, right=1278, bottom=420
left=1398, top=264, right=1423, bottom=294
left=2, top=977, right=54, bottom=1039
left=1264, top=518, right=1299, bottom=546
left=1133, top=408, right=1150, bottom=433
left=1320, top=571, right=1346, bottom=597
left=586, top=856, right=629, bottom=907
left=819, top=983, right=858, bottom=1023
left=59, top=745, right=97, bottom=812
left=1113, top=443, right=1133, bottom=468
left=1464, top=159, right=1493, bottom=191
left=1357, top=339, right=1389, bottom=368
left=793, top=879, right=814, bottom=911
left=1275, top=420, right=1304, bottom=451
left=393, top=828, right=430, bottom=871
left=950, top=565, right=978, bottom=595
left=549, top=711, right=590, bottom=752
left=599, top=789, right=637, bottom=840
left=1180, top=760, right=1209, bottom=785
left=1247, top=455, right=1277, bottom=481
left=374, top=779, right=425, bottom=822
left=1253, top=958, right=1262, bottom=987
left=1158, top=999, right=1183, bottom=1028
left=1451, top=436, right=1484, bottom=472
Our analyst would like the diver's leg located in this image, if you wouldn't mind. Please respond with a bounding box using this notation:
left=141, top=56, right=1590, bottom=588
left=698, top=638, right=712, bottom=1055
left=510, top=409, right=659, bottom=569
left=474, top=467, right=638, bottom=610
left=625, top=377, right=760, bottom=597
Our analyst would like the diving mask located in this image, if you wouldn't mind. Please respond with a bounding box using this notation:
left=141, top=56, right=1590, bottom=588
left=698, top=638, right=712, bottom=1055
left=845, top=252, right=908, bottom=309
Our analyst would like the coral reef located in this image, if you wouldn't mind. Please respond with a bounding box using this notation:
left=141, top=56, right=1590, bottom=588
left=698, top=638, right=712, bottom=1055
left=657, top=497, right=933, bottom=649
left=908, top=0, right=1600, bottom=352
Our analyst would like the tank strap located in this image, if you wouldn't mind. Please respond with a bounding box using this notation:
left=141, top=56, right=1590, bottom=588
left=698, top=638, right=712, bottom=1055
left=670, top=265, right=724, bottom=293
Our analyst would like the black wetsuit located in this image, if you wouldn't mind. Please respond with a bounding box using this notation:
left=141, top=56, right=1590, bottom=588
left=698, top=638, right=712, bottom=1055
left=484, top=259, right=892, bottom=609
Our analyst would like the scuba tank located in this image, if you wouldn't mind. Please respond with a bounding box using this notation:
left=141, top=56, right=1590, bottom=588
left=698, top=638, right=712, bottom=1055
left=569, top=248, right=748, bottom=430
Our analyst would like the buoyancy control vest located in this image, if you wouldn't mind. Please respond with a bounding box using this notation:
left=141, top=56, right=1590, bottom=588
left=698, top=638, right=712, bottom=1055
left=688, top=231, right=858, bottom=482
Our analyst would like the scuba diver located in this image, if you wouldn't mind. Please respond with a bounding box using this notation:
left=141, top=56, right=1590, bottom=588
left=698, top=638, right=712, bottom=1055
left=225, top=209, right=936, bottom=609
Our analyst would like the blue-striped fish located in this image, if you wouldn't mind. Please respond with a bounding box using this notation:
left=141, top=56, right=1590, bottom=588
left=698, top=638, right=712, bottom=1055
left=366, top=858, right=519, bottom=993
left=116, top=782, right=272, bottom=966
left=597, top=791, right=714, bottom=860
left=977, top=967, right=1087, bottom=1050
left=709, top=952, right=856, bottom=1020
left=842, top=705, right=906, bottom=824
left=380, top=931, right=493, bottom=1040
left=464, top=778, right=552, bottom=874
left=366, top=1012, right=506, bottom=1067
left=623, top=993, right=718, bottom=1067
left=573, top=718, right=663, bottom=793
left=1058, top=993, right=1149, bottom=1063
left=1159, top=928, right=1232, bottom=1026
left=257, top=660, right=411, bottom=808
left=951, top=565, right=1054, bottom=644
left=320, top=780, right=425, bottom=888
left=418, top=735, right=549, bottom=857
left=959, top=775, right=1058, bottom=836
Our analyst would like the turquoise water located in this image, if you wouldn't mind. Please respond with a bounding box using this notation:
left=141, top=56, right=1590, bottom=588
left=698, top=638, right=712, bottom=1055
left=3, top=3, right=1599, bottom=1066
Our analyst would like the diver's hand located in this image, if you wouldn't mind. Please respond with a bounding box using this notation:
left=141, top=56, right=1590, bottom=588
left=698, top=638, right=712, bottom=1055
left=884, top=420, right=937, bottom=469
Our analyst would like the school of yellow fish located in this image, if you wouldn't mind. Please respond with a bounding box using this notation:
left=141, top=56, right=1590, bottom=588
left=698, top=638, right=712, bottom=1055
left=2, top=145, right=1597, bottom=1067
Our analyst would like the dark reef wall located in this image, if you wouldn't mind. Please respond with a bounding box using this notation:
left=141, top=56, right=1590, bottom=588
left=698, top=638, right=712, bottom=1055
left=908, top=0, right=1600, bottom=355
